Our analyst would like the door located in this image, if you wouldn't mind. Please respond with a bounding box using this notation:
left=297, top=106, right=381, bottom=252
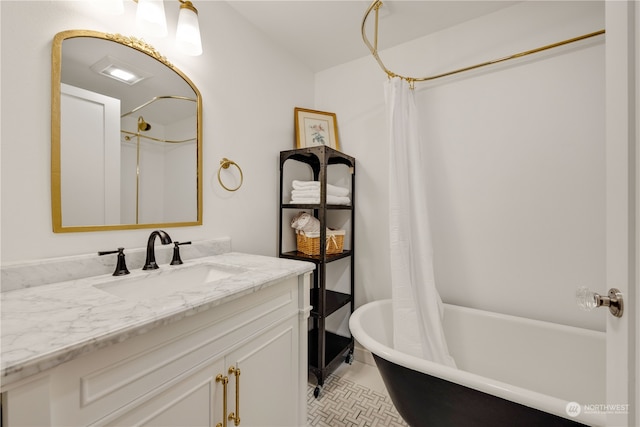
left=103, top=357, right=226, bottom=427
left=225, top=317, right=300, bottom=427
left=605, top=1, right=637, bottom=426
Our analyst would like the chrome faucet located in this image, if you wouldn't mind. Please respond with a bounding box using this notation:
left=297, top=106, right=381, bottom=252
left=143, top=230, right=173, bottom=270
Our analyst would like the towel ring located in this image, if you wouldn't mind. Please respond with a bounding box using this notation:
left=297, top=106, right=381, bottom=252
left=218, top=158, right=243, bottom=192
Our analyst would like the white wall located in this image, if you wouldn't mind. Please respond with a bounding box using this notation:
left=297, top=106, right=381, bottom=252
left=0, top=1, right=314, bottom=262
left=0, top=1, right=609, bottom=333
left=316, top=1, right=606, bottom=331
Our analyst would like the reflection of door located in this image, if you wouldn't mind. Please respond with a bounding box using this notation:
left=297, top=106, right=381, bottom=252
left=605, top=2, right=637, bottom=426
left=60, top=83, right=120, bottom=226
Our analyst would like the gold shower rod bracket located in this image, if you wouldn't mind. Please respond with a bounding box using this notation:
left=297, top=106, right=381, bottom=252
left=361, top=0, right=605, bottom=85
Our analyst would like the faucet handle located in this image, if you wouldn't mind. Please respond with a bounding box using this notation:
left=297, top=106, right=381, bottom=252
left=98, top=247, right=130, bottom=276
left=170, top=241, right=192, bottom=265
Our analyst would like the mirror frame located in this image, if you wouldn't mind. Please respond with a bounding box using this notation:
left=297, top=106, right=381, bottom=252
left=51, top=29, right=203, bottom=232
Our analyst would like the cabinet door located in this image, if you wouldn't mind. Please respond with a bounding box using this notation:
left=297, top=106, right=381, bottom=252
left=225, top=317, right=300, bottom=427
left=103, top=358, right=225, bottom=427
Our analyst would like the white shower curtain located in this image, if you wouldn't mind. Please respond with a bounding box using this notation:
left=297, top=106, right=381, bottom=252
left=384, top=77, right=456, bottom=368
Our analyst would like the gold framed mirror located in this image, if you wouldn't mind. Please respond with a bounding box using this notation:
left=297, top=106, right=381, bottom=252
left=51, top=29, right=202, bottom=232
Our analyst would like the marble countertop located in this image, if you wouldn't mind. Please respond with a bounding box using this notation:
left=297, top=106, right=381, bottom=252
left=1, top=252, right=314, bottom=387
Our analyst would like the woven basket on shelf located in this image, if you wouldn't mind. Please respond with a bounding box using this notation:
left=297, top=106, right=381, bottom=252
left=296, top=229, right=345, bottom=255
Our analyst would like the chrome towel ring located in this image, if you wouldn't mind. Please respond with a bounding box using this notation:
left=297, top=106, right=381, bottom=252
left=218, top=158, right=243, bottom=192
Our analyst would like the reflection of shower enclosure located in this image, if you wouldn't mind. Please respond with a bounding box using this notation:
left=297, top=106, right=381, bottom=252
left=120, top=96, right=197, bottom=224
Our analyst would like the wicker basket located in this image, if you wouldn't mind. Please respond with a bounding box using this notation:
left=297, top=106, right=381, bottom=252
left=296, top=229, right=345, bottom=255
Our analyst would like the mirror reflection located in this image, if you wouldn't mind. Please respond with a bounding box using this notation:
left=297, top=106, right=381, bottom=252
left=52, top=30, right=202, bottom=232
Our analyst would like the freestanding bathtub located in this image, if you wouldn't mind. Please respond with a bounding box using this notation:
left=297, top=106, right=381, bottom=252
left=349, top=299, right=606, bottom=426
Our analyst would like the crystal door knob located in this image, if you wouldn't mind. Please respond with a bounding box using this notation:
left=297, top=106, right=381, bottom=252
left=576, top=287, right=624, bottom=318
left=576, top=287, right=598, bottom=311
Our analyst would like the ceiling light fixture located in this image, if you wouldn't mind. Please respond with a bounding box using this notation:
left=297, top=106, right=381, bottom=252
left=107, top=67, right=138, bottom=83
left=133, top=0, right=203, bottom=56
left=91, top=55, right=152, bottom=85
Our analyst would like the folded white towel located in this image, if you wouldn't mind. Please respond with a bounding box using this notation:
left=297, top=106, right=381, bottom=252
left=290, top=197, right=318, bottom=204
left=291, top=183, right=349, bottom=197
left=291, top=184, right=349, bottom=197
left=291, top=189, right=319, bottom=198
left=327, top=184, right=349, bottom=197
left=328, top=195, right=350, bottom=205
left=290, top=195, right=350, bottom=205
left=292, top=180, right=320, bottom=189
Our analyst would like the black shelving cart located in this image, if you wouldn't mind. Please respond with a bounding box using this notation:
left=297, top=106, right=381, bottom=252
left=278, top=146, right=355, bottom=398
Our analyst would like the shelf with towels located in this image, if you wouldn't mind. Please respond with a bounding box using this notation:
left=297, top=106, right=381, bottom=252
left=278, top=145, right=356, bottom=399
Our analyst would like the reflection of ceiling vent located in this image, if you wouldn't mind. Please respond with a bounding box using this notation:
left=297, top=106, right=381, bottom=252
left=90, top=55, right=152, bottom=85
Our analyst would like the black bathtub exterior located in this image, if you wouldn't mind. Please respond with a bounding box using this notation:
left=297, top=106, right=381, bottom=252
left=373, top=354, right=589, bottom=427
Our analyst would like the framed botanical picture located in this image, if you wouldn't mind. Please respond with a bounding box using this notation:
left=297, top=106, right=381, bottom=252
left=294, top=107, right=340, bottom=151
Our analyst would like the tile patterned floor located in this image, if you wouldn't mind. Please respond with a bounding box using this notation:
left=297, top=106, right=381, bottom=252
left=307, top=373, right=408, bottom=427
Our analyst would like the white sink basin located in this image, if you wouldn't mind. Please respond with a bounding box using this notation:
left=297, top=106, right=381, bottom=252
left=95, top=263, right=246, bottom=301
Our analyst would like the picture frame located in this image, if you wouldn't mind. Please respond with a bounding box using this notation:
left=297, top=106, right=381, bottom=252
left=294, top=107, right=340, bottom=151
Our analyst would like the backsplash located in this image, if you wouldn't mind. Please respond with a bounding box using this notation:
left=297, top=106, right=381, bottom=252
left=1, top=237, right=231, bottom=292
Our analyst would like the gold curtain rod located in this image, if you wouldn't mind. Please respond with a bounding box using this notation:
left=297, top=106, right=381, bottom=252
left=120, top=95, right=197, bottom=118
left=361, top=0, right=605, bottom=84
left=121, top=129, right=196, bottom=144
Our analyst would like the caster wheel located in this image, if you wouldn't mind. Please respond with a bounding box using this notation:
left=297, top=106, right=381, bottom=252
left=345, top=352, right=354, bottom=365
left=314, top=385, right=321, bottom=398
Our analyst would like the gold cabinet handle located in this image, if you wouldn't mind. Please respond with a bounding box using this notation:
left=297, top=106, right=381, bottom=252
left=216, top=374, right=229, bottom=427
left=228, top=366, right=241, bottom=426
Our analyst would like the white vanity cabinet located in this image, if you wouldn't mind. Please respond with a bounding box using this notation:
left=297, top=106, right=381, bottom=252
left=2, top=274, right=310, bottom=427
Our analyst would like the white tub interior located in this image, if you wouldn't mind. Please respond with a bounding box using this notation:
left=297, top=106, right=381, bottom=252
left=355, top=300, right=605, bottom=409
left=442, top=303, right=605, bottom=406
